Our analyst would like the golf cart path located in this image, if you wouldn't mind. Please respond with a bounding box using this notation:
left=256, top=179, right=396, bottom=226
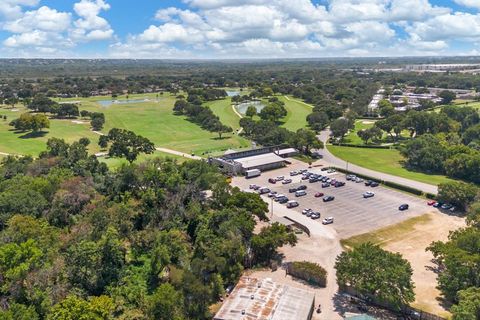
left=318, top=130, right=438, bottom=195
left=155, top=147, right=203, bottom=160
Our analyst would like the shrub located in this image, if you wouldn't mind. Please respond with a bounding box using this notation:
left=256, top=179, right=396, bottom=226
left=287, top=261, right=327, bottom=287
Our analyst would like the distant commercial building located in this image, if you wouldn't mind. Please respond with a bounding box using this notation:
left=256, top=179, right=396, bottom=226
left=405, top=64, right=480, bottom=72
left=210, top=146, right=298, bottom=175
left=214, top=276, right=315, bottom=320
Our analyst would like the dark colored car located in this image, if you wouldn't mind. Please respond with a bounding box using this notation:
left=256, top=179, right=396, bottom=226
left=399, top=204, right=409, bottom=211
left=314, top=192, right=324, bottom=198
left=370, top=181, right=379, bottom=187
left=322, top=182, right=330, bottom=188
left=309, top=177, right=318, bottom=183
left=297, top=185, right=307, bottom=190
left=289, top=187, right=298, bottom=193
left=321, top=167, right=329, bottom=171
left=278, top=197, right=289, bottom=204
left=323, top=196, right=335, bottom=202
left=365, top=180, right=372, bottom=186
left=268, top=178, right=276, bottom=184
left=433, top=202, right=443, bottom=208
left=335, top=181, right=345, bottom=187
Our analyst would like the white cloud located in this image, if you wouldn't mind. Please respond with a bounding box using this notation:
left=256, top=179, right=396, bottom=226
left=0, top=0, right=39, bottom=20
left=408, top=12, right=480, bottom=41
left=454, top=0, right=480, bottom=10
left=4, top=6, right=71, bottom=33
left=72, top=0, right=113, bottom=41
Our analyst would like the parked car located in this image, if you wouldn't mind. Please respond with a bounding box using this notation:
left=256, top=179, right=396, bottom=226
left=274, top=194, right=286, bottom=201
left=301, top=175, right=310, bottom=180
left=335, top=181, right=345, bottom=187
left=290, top=171, right=299, bottom=176
left=289, top=187, right=298, bottom=193
left=370, top=181, right=379, bottom=187
left=295, top=190, right=307, bottom=197
left=286, top=200, right=299, bottom=208
left=322, top=182, right=330, bottom=188
left=282, top=179, right=292, bottom=184
left=278, top=197, right=289, bottom=204
left=268, top=178, right=276, bottom=184
left=433, top=202, right=442, bottom=208
left=320, top=167, right=329, bottom=171
left=363, top=191, right=375, bottom=198
left=327, top=169, right=336, bottom=173
left=365, top=180, right=372, bottom=186
left=297, top=185, right=307, bottom=190
left=309, top=177, right=319, bottom=183
left=306, top=211, right=313, bottom=217
left=302, top=208, right=313, bottom=215
left=346, top=174, right=356, bottom=181
left=323, top=196, right=335, bottom=202
left=258, top=187, right=270, bottom=194
left=252, top=185, right=261, bottom=190
left=427, top=200, right=436, bottom=206
left=311, top=212, right=321, bottom=219
left=322, top=217, right=334, bottom=225
left=314, top=192, right=324, bottom=198
left=399, top=204, right=409, bottom=211
left=441, top=203, right=453, bottom=210
left=249, top=184, right=257, bottom=189
left=299, top=169, right=308, bottom=173
left=267, top=191, right=277, bottom=198
left=355, top=177, right=364, bottom=183
left=276, top=176, right=285, bottom=181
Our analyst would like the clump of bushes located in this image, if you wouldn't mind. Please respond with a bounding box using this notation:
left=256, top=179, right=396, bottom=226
left=287, top=261, right=327, bottom=287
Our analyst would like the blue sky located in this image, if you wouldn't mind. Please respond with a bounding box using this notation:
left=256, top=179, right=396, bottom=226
left=0, top=0, right=479, bottom=58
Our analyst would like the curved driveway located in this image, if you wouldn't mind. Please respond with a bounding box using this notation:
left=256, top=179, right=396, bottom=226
left=318, top=130, right=438, bottom=195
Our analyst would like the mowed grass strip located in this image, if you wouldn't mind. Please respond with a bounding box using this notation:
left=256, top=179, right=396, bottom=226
left=0, top=105, right=101, bottom=155
left=278, top=96, right=311, bottom=131
left=327, top=145, right=453, bottom=185
left=204, top=98, right=242, bottom=130
left=340, top=214, right=432, bottom=249
left=73, top=96, right=250, bottom=156
left=99, top=150, right=189, bottom=170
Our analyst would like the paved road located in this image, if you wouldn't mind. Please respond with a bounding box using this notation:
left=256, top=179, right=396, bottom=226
left=318, top=130, right=438, bottom=195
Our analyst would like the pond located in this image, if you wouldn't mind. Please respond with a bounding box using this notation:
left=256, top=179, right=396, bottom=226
left=226, top=90, right=240, bottom=97
left=235, top=100, right=266, bottom=115
left=97, top=98, right=155, bottom=107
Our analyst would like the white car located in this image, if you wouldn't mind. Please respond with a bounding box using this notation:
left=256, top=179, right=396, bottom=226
left=282, top=179, right=292, bottom=184
left=355, top=178, right=364, bottom=183
left=302, top=208, right=313, bottom=215
left=276, top=176, right=285, bottom=181
left=290, top=171, right=299, bottom=176
left=322, top=217, right=334, bottom=225
left=363, top=191, right=375, bottom=198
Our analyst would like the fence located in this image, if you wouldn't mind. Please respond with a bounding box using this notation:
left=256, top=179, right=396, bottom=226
left=340, top=285, right=446, bottom=320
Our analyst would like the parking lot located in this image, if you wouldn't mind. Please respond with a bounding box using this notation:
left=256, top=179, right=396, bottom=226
left=237, top=162, right=430, bottom=239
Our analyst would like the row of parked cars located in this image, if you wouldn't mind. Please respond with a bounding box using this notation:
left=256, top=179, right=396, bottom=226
left=427, top=200, right=456, bottom=211
left=302, top=208, right=334, bottom=224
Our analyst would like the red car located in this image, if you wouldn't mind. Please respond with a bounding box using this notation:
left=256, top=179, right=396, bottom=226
left=268, top=178, right=277, bottom=184
left=314, top=192, right=324, bottom=198
left=427, top=200, right=436, bottom=206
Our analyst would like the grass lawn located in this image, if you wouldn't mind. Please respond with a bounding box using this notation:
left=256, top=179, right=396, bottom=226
left=340, top=214, right=432, bottom=249
left=0, top=105, right=101, bottom=156
left=328, top=145, right=453, bottom=185
left=204, top=98, right=242, bottom=131
left=278, top=96, right=311, bottom=131
left=99, top=150, right=189, bottom=170
left=1, top=93, right=250, bottom=157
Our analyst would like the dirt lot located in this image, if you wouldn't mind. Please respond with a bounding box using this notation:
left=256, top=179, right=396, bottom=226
left=381, top=212, right=465, bottom=317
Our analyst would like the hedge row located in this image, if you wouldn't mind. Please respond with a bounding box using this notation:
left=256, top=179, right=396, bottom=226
left=383, top=180, right=423, bottom=196
left=287, top=261, right=327, bottom=287
left=331, top=166, right=432, bottom=197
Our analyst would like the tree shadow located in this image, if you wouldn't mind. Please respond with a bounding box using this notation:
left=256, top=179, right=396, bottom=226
left=18, top=131, right=48, bottom=139
left=332, top=292, right=399, bottom=320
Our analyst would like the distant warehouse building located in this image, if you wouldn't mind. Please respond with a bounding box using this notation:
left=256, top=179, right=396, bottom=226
left=209, top=146, right=298, bottom=175
left=214, top=276, right=315, bottom=320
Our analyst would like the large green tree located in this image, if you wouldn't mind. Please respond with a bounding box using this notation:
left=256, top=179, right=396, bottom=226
left=335, top=243, right=415, bottom=310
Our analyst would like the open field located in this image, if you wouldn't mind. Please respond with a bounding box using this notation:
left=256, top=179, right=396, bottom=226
left=328, top=145, right=453, bottom=186
left=204, top=98, right=242, bottom=131
left=99, top=150, right=188, bottom=170
left=0, top=105, right=101, bottom=156
left=0, top=94, right=251, bottom=157
left=341, top=212, right=466, bottom=317
left=278, top=96, right=312, bottom=131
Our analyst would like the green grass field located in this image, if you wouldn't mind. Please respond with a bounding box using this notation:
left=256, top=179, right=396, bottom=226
left=278, top=96, right=311, bottom=131
left=0, top=94, right=250, bottom=157
left=204, top=98, right=242, bottom=131
left=99, top=150, right=188, bottom=170
left=328, top=145, right=453, bottom=185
